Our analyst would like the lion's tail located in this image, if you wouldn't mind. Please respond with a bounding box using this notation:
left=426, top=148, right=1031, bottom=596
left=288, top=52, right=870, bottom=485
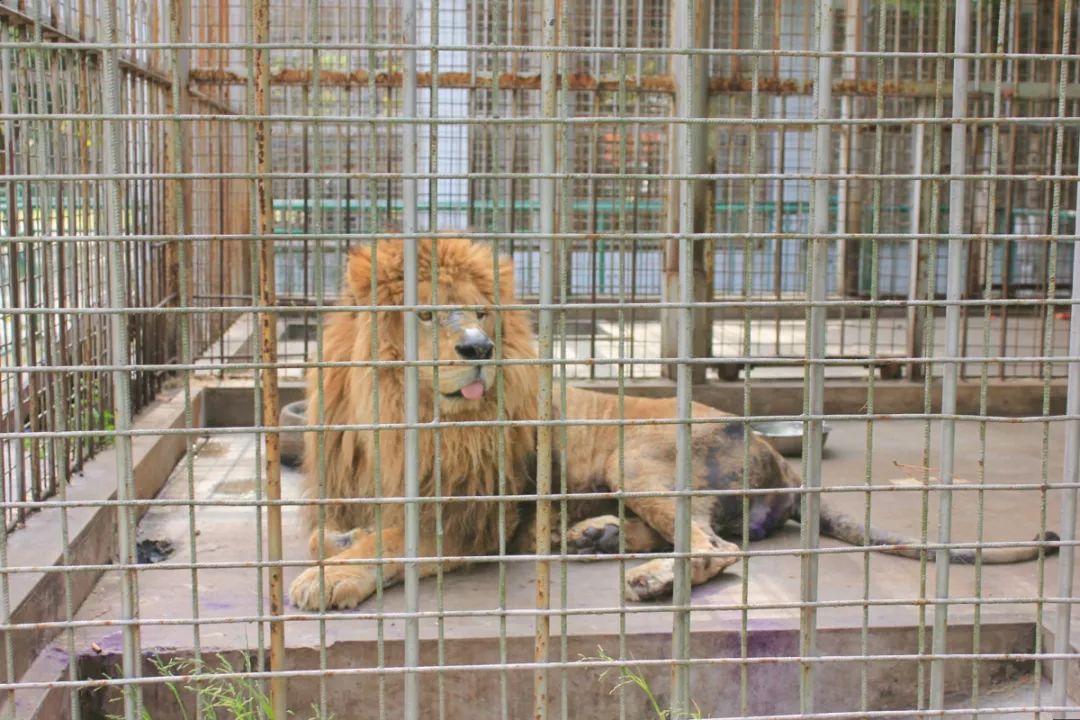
left=789, top=503, right=1059, bottom=565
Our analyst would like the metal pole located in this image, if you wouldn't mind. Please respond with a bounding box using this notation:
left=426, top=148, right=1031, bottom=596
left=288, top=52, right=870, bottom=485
left=100, top=2, right=141, bottom=718
left=1051, top=166, right=1080, bottom=715
left=906, top=100, right=927, bottom=382
left=0, top=20, right=21, bottom=718
left=533, top=0, right=557, bottom=716
left=307, top=0, right=331, bottom=716
left=402, top=0, right=421, bottom=717
left=928, top=0, right=970, bottom=709
left=1051, top=17, right=1080, bottom=720
left=252, top=0, right=286, bottom=716
left=802, top=0, right=833, bottom=715
left=671, top=0, right=699, bottom=716
left=168, top=2, right=202, bottom=718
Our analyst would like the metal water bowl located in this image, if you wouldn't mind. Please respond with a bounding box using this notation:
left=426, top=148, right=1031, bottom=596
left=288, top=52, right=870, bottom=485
left=279, top=400, right=307, bottom=467
left=750, top=420, right=831, bottom=457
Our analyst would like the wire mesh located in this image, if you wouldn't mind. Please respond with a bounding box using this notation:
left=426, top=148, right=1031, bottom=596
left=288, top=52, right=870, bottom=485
left=0, top=0, right=1079, bottom=719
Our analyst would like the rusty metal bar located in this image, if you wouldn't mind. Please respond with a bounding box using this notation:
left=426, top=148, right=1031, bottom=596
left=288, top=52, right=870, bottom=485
left=534, top=0, right=559, bottom=717
left=252, top=0, right=286, bottom=716
left=101, top=1, right=142, bottom=718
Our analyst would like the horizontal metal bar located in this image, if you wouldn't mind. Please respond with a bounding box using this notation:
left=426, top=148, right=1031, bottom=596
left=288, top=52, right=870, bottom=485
left=5, top=591, right=1080, bottom=634
left=4, top=169, right=1078, bottom=186
left=0, top=536, right=1068, bottom=576
left=2, top=656, right=1077, bottom=695
left=1, top=479, right=1076, bottom=514
left=3, top=296, right=1080, bottom=319
left=4, top=38, right=1078, bottom=62
left=1, top=353, right=1077, bottom=375
left=6, top=411, right=1080, bottom=442
left=6, top=112, right=1080, bottom=129
left=0, top=230, right=1077, bottom=245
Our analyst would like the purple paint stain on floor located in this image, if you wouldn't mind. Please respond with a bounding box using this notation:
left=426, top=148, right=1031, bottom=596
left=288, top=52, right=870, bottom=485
left=201, top=599, right=233, bottom=611
left=97, top=630, right=124, bottom=653
left=43, top=644, right=72, bottom=669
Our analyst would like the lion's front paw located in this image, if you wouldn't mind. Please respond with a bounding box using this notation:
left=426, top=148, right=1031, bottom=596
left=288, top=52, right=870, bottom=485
left=289, top=565, right=377, bottom=611
left=566, top=515, right=622, bottom=556
left=624, top=558, right=675, bottom=601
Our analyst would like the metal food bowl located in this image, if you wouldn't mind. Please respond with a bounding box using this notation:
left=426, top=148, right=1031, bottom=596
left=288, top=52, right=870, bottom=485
left=279, top=400, right=307, bottom=468
left=750, top=420, right=831, bottom=457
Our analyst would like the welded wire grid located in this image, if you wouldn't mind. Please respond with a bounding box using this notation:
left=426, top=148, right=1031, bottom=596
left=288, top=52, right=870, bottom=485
left=1, top=0, right=1080, bottom=719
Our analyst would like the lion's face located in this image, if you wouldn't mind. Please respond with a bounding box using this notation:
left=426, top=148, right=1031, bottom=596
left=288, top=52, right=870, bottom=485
left=344, top=237, right=528, bottom=417
left=413, top=281, right=497, bottom=410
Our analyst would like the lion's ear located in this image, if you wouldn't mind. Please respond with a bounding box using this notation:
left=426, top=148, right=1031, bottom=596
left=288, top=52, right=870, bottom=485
left=346, top=244, right=373, bottom=301
left=498, top=255, right=516, bottom=301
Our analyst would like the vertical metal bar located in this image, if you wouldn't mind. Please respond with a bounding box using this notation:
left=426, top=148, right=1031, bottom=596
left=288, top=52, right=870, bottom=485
left=0, top=21, right=20, bottom=715
left=51, top=45, right=82, bottom=720
left=33, top=0, right=60, bottom=505
left=306, top=1, right=330, bottom=717
left=998, top=0, right=1019, bottom=380
left=906, top=104, right=926, bottom=382
left=671, top=0, right=698, bottom=716
left=928, top=0, right=970, bottom=709
left=533, top=0, right=557, bottom=718
left=555, top=4, right=573, bottom=718
left=861, top=0, right=887, bottom=714
left=1052, top=111, right=1080, bottom=720
left=401, top=0, right=421, bottom=717
left=101, top=1, right=142, bottom=718
left=168, top=3, right=202, bottom=718
left=741, top=1, right=763, bottom=716
left=613, top=0, right=630, bottom=717
left=1037, top=3, right=1071, bottom=711
left=252, top=0, right=286, bottom=715
left=363, top=3, right=388, bottom=716
left=917, top=4, right=949, bottom=705
left=488, top=1, right=512, bottom=716
left=242, top=0, right=269, bottom=695
left=426, top=2, right=446, bottom=718
left=971, top=4, right=1012, bottom=712
left=801, top=0, right=833, bottom=715
left=1050, top=0, right=1079, bottom=712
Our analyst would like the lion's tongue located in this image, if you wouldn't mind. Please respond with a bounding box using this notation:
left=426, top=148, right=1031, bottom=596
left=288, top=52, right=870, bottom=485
left=460, top=381, right=486, bottom=400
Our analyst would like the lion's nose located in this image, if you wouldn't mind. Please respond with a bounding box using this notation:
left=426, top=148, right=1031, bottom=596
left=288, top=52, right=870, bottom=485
left=455, top=328, right=494, bottom=360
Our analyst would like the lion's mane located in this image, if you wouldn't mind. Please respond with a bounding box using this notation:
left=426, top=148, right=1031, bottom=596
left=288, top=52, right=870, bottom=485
left=301, top=238, right=540, bottom=556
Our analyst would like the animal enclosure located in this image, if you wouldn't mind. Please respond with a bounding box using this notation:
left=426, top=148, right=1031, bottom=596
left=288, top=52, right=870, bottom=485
left=1, top=0, right=1080, bottom=719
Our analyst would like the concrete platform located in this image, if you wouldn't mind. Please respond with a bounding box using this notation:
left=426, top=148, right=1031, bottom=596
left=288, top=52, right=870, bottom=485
left=42, top=418, right=1080, bottom=718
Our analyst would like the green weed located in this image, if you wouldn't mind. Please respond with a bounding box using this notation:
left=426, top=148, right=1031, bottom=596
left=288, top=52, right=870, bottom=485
left=105, top=652, right=332, bottom=720
left=584, top=646, right=703, bottom=720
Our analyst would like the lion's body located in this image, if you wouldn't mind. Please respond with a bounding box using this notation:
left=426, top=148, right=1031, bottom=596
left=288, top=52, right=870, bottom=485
left=288, top=237, right=1057, bottom=611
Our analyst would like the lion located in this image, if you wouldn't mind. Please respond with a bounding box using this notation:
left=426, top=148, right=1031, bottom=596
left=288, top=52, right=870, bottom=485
left=288, top=237, right=1058, bottom=611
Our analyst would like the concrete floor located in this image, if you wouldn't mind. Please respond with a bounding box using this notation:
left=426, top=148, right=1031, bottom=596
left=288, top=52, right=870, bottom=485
left=67, top=418, right=1078, bottom=719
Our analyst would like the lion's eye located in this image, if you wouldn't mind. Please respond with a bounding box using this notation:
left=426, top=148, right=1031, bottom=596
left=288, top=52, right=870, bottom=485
left=476, top=310, right=487, bottom=320
left=417, top=310, right=433, bottom=322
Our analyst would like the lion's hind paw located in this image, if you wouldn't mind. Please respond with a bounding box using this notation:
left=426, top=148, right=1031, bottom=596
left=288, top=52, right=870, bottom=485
left=565, top=515, right=623, bottom=556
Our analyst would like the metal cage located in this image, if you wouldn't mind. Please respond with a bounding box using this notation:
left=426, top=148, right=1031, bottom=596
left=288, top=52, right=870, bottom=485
left=0, top=0, right=1079, bottom=719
